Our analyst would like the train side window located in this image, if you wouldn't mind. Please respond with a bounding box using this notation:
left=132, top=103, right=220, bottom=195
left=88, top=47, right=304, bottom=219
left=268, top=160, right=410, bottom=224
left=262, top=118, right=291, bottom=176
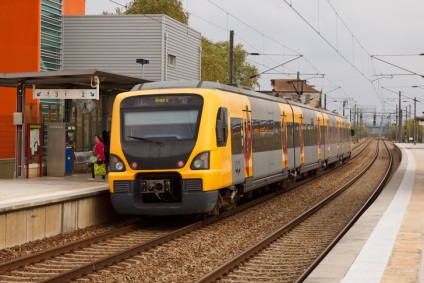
left=230, top=118, right=243, bottom=154
left=252, top=119, right=260, bottom=152
left=294, top=123, right=300, bottom=148
left=287, top=122, right=294, bottom=148
left=216, top=107, right=228, bottom=147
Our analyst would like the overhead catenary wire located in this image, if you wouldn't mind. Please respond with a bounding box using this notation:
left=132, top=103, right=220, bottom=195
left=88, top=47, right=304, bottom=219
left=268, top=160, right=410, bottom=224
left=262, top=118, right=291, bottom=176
left=325, top=0, right=370, bottom=57
left=286, top=0, right=424, bottom=112
left=373, top=54, right=424, bottom=57
left=207, top=0, right=301, bottom=56
left=190, top=13, right=227, bottom=32
left=279, top=0, right=409, bottom=112
left=189, top=10, right=304, bottom=82
left=196, top=0, right=351, bottom=99
left=241, top=55, right=304, bottom=82
left=281, top=0, right=373, bottom=82
left=112, top=0, right=355, bottom=105
left=235, top=34, right=301, bottom=77
left=371, top=56, right=424, bottom=78
left=190, top=4, right=309, bottom=78
left=107, top=0, right=201, bottom=40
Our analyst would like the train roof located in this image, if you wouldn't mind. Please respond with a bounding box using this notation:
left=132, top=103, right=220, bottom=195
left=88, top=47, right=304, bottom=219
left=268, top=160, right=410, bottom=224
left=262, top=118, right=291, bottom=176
left=131, top=80, right=347, bottom=119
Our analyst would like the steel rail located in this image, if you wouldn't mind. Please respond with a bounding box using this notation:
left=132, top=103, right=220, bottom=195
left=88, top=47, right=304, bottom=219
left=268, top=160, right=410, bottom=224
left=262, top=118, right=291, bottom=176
left=295, top=139, right=393, bottom=282
left=2, top=140, right=373, bottom=283
left=195, top=139, right=381, bottom=283
left=351, top=137, right=372, bottom=158
left=41, top=140, right=373, bottom=283
left=39, top=171, right=338, bottom=283
left=0, top=223, right=141, bottom=274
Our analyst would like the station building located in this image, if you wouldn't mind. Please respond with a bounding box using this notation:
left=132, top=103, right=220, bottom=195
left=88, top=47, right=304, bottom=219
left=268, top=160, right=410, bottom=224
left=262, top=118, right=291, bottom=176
left=0, top=1, right=201, bottom=178
left=264, top=79, right=322, bottom=108
left=0, top=0, right=85, bottom=160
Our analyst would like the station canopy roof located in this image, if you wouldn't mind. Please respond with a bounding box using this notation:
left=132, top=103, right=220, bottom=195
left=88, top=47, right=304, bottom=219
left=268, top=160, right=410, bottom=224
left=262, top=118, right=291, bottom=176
left=0, top=69, right=150, bottom=95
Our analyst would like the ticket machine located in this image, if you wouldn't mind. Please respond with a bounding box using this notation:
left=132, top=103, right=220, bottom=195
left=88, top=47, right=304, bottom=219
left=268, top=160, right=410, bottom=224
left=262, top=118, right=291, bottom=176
left=47, top=122, right=75, bottom=176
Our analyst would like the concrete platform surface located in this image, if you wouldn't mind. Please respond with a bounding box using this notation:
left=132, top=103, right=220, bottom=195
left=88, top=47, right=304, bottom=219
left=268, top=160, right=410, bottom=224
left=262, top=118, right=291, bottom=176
left=0, top=174, right=113, bottom=249
left=305, top=143, right=424, bottom=283
left=0, top=174, right=109, bottom=213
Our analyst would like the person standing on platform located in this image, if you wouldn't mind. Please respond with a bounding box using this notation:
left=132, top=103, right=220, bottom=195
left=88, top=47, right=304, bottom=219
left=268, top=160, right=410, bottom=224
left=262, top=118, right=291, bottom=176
left=89, top=134, right=106, bottom=181
left=102, top=130, right=110, bottom=172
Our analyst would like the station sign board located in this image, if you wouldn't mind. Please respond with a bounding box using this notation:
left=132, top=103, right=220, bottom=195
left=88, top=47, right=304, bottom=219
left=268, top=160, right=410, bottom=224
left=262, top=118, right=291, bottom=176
left=33, top=89, right=98, bottom=100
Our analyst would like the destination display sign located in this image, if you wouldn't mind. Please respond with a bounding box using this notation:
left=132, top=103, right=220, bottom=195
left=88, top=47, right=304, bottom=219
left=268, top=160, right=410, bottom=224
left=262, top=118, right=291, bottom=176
left=121, top=95, right=203, bottom=108
left=33, top=89, right=98, bottom=100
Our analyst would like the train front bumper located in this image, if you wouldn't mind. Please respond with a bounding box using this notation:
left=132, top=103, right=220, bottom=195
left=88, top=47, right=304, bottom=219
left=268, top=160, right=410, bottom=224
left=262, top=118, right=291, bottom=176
left=110, top=178, right=218, bottom=215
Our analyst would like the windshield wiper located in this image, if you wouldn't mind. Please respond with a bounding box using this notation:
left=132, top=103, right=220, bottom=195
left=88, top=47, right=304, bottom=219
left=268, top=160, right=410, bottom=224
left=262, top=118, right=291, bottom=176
left=127, top=136, right=162, bottom=144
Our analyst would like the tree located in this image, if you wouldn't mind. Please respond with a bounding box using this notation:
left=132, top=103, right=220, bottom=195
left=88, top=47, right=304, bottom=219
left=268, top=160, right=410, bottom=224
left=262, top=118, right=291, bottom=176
left=124, top=0, right=188, bottom=24
left=387, top=124, right=397, bottom=141
left=116, top=0, right=259, bottom=88
left=352, top=124, right=368, bottom=142
left=201, top=37, right=259, bottom=88
left=102, top=7, right=124, bottom=15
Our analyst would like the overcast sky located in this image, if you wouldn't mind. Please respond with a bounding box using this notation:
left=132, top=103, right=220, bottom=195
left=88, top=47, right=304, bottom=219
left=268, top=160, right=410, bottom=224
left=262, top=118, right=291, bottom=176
left=85, top=0, right=424, bottom=120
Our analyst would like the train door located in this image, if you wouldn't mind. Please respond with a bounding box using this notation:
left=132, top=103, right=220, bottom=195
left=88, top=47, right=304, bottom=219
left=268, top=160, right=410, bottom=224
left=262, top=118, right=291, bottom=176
left=336, top=118, right=342, bottom=155
left=317, top=116, right=322, bottom=160
left=230, top=117, right=245, bottom=185
left=242, top=106, right=253, bottom=183
left=328, top=117, right=337, bottom=160
left=281, top=112, right=288, bottom=168
left=326, top=118, right=330, bottom=158
left=340, top=121, right=344, bottom=154
left=299, top=115, right=304, bottom=165
left=320, top=112, right=328, bottom=162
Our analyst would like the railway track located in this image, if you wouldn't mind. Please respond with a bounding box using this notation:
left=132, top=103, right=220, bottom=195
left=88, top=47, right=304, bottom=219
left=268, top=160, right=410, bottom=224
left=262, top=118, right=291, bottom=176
left=0, top=139, right=374, bottom=283
left=196, top=139, right=392, bottom=283
left=0, top=222, right=176, bottom=282
left=351, top=137, right=371, bottom=157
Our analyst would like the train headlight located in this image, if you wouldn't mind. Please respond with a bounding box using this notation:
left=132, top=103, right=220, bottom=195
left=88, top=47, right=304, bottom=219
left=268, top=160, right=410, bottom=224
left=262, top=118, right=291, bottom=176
left=110, top=154, right=126, bottom=172
left=190, top=151, right=210, bottom=170
left=193, top=159, right=203, bottom=168
left=116, top=161, right=125, bottom=171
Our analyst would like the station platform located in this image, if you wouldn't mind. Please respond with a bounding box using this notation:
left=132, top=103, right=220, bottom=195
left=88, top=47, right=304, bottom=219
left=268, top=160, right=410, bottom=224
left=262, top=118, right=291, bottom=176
left=305, top=143, right=424, bottom=283
left=0, top=174, right=114, bottom=249
left=0, top=174, right=109, bottom=212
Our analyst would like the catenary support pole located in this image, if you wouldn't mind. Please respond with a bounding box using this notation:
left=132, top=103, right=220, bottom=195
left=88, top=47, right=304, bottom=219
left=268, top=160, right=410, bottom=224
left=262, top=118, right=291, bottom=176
left=398, top=91, right=402, bottom=142
left=229, top=30, right=234, bottom=85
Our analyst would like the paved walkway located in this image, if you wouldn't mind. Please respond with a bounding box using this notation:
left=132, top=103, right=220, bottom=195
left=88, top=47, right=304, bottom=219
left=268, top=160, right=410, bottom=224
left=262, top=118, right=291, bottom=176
left=0, top=174, right=109, bottom=212
left=305, top=143, right=424, bottom=282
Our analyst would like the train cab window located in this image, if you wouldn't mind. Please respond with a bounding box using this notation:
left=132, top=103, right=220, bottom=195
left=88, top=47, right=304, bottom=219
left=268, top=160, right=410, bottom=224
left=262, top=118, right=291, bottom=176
left=216, top=107, right=228, bottom=147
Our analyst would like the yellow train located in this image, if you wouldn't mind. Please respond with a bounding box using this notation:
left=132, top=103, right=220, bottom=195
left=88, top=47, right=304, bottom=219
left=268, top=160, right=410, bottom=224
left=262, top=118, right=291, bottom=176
left=108, top=81, right=352, bottom=215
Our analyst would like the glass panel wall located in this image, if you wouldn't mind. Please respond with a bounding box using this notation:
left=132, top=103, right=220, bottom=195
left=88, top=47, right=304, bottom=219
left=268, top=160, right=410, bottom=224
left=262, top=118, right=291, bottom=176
left=41, top=0, right=62, bottom=71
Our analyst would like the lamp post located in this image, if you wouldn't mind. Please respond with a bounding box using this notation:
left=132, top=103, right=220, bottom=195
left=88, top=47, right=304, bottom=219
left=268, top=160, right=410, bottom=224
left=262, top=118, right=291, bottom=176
left=136, top=58, right=149, bottom=78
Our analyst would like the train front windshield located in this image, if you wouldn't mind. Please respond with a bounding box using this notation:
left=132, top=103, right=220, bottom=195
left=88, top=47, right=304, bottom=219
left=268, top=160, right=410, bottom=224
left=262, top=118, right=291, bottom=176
left=123, top=110, right=199, bottom=141
left=120, top=94, right=203, bottom=144
left=118, top=94, right=204, bottom=170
